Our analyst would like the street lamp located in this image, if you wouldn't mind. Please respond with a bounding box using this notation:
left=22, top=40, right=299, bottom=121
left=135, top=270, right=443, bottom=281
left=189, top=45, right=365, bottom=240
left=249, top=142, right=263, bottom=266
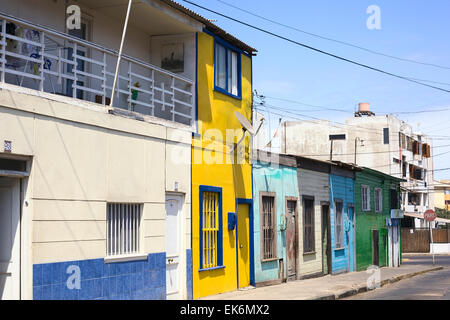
left=354, top=137, right=364, bottom=165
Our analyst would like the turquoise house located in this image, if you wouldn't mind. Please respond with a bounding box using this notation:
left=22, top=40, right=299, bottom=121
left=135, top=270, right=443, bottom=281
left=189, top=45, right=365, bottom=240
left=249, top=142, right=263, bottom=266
left=252, top=151, right=299, bottom=286
left=329, top=163, right=358, bottom=274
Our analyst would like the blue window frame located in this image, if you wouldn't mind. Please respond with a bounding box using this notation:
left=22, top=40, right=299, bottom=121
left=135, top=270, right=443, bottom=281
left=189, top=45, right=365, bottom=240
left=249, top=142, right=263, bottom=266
left=199, top=185, right=224, bottom=271
left=214, top=38, right=242, bottom=99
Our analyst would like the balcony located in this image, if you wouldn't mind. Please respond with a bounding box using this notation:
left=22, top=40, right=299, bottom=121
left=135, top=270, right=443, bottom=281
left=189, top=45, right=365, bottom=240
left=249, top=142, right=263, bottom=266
left=0, top=12, right=195, bottom=126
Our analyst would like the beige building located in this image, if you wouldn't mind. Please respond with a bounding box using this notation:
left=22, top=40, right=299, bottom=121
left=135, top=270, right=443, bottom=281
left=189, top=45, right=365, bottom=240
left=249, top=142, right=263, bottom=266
left=434, top=180, right=450, bottom=210
left=281, top=103, right=434, bottom=227
left=0, top=0, right=210, bottom=300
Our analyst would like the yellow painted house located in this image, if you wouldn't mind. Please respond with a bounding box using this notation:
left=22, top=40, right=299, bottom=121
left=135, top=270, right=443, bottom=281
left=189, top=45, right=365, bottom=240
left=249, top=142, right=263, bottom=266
left=192, top=29, right=256, bottom=298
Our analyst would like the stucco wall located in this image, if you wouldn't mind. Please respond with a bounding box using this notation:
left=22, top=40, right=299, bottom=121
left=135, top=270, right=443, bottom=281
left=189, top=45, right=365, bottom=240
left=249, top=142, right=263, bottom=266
left=252, top=161, right=299, bottom=283
left=0, top=85, right=192, bottom=299
left=191, top=31, right=253, bottom=299
left=297, top=168, right=329, bottom=277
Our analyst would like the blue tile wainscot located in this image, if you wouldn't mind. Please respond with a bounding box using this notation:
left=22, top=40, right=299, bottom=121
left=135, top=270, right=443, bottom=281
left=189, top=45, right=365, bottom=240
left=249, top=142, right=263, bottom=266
left=33, top=253, right=166, bottom=300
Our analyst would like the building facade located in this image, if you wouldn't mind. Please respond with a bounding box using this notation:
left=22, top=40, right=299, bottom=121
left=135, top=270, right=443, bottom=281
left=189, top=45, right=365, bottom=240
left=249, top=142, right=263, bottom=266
left=434, top=180, right=450, bottom=211
left=191, top=27, right=256, bottom=298
left=354, top=168, right=404, bottom=271
left=0, top=0, right=251, bottom=300
left=329, top=164, right=356, bottom=274
left=252, top=151, right=299, bottom=285
left=296, top=156, right=330, bottom=277
left=282, top=103, right=434, bottom=228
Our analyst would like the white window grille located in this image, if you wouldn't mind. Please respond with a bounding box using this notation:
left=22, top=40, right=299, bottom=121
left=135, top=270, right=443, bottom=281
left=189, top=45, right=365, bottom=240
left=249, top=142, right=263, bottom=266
left=362, top=185, right=371, bottom=211
left=335, top=200, right=344, bottom=249
left=374, top=188, right=383, bottom=212
left=107, top=203, right=142, bottom=256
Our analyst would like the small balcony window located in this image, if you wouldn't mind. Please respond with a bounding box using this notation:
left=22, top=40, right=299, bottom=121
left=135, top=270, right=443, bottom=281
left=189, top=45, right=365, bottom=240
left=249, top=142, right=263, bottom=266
left=214, top=41, right=240, bottom=98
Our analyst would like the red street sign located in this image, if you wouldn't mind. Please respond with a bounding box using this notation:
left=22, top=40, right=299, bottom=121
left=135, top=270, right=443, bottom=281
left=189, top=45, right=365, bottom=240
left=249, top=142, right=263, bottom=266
left=424, top=209, right=437, bottom=222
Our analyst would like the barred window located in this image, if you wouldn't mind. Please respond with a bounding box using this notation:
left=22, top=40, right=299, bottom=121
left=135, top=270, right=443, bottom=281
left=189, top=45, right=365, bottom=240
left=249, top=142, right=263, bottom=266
left=335, top=200, right=344, bottom=249
left=200, top=188, right=223, bottom=269
left=261, top=194, right=277, bottom=261
left=374, top=188, right=383, bottom=213
left=361, top=185, right=371, bottom=211
left=303, top=197, right=315, bottom=253
left=107, top=203, right=142, bottom=257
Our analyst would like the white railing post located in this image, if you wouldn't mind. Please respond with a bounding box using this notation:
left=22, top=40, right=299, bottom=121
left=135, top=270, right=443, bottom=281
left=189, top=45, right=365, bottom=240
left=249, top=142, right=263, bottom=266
left=39, top=32, right=45, bottom=91
left=171, top=77, right=175, bottom=122
left=57, top=48, right=62, bottom=86
left=0, top=19, right=6, bottom=83
left=72, top=42, right=77, bottom=98
left=102, top=52, right=106, bottom=105
left=161, top=82, right=165, bottom=112
left=128, top=61, right=132, bottom=111
left=151, top=69, right=155, bottom=116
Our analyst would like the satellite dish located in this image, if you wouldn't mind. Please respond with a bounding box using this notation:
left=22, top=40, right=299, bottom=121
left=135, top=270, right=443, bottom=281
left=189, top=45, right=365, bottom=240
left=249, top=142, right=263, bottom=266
left=234, top=111, right=255, bottom=136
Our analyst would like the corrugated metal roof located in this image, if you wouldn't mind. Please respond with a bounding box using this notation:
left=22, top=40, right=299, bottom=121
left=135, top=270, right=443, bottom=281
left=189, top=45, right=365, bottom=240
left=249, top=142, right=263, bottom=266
left=159, top=0, right=257, bottom=55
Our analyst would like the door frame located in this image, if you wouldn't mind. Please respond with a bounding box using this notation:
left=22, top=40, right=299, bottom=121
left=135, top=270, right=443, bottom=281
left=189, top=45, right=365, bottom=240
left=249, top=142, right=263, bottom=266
left=372, top=229, right=380, bottom=266
left=235, top=198, right=253, bottom=288
left=165, top=193, right=186, bottom=299
left=347, top=203, right=355, bottom=272
left=284, top=196, right=298, bottom=281
left=320, top=201, right=331, bottom=275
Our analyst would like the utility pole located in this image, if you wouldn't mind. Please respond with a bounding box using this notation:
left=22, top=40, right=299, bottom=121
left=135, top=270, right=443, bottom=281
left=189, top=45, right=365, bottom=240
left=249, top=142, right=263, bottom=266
left=354, top=137, right=363, bottom=165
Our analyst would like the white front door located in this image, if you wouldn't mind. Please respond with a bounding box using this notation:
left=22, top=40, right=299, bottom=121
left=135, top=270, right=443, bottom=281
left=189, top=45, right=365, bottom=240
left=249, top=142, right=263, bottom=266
left=165, top=195, right=184, bottom=300
left=0, top=178, right=21, bottom=300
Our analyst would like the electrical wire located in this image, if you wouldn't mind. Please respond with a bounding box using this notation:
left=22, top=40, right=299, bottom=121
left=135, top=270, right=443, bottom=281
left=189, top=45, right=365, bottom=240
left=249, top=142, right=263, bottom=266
left=215, top=0, right=450, bottom=71
left=182, top=0, right=450, bottom=94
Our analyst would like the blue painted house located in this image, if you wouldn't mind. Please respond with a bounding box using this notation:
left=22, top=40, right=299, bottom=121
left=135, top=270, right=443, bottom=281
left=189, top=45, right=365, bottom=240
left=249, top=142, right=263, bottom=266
left=329, top=162, right=358, bottom=274
left=252, top=151, right=300, bottom=286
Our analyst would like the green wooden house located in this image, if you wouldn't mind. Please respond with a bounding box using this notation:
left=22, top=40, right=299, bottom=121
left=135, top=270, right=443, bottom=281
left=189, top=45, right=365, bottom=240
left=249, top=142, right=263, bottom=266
left=354, top=168, right=405, bottom=271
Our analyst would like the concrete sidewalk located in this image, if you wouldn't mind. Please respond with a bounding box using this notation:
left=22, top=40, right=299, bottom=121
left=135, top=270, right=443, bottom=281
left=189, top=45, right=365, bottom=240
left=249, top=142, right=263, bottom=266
left=201, top=265, right=443, bottom=300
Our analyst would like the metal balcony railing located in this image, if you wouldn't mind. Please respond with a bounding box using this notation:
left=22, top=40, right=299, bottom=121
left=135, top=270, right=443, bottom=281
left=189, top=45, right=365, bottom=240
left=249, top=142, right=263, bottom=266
left=0, top=13, right=195, bottom=126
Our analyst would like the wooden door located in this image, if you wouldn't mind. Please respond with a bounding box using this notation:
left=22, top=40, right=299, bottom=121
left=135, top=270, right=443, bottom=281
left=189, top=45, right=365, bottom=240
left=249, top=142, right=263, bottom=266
left=372, top=229, right=379, bottom=266
left=321, top=204, right=331, bottom=275
left=285, top=199, right=297, bottom=281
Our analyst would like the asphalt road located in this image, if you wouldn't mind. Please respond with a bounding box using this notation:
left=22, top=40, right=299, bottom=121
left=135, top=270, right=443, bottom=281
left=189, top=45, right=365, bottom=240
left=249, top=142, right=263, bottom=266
left=345, top=255, right=450, bottom=300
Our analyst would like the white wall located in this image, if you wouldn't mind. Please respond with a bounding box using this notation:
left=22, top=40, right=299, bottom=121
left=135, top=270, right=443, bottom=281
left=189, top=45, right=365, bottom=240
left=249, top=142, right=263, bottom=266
left=0, top=84, right=192, bottom=298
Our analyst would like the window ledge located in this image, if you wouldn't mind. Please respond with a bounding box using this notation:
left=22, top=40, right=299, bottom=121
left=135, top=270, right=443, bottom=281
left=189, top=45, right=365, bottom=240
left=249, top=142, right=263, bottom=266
left=199, top=265, right=225, bottom=272
left=334, top=247, right=345, bottom=251
left=261, top=258, right=279, bottom=263
left=104, top=253, right=148, bottom=264
left=303, top=251, right=317, bottom=256
left=214, top=86, right=242, bottom=100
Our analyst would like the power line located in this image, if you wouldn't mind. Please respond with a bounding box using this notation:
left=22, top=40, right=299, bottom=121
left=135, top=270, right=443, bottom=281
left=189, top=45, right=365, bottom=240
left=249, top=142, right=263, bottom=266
left=262, top=93, right=450, bottom=116
left=254, top=100, right=390, bottom=136
left=183, top=0, right=450, bottom=94
left=215, top=0, right=450, bottom=71
left=255, top=96, right=450, bottom=139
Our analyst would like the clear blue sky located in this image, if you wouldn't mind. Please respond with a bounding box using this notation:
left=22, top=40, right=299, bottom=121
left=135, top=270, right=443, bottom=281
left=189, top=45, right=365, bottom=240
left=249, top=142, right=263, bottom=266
left=181, top=0, right=450, bottom=180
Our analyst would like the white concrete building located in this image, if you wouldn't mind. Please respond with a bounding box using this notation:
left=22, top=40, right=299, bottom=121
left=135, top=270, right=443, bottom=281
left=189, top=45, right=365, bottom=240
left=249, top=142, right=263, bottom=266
left=281, top=103, right=434, bottom=227
left=0, top=0, right=215, bottom=300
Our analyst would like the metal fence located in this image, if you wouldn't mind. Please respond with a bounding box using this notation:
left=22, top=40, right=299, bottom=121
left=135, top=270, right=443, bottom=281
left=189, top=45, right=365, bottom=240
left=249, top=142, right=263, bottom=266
left=0, top=13, right=194, bottom=126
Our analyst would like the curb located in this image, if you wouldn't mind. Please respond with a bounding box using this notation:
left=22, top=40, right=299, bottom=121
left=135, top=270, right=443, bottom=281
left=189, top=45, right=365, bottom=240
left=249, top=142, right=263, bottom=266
left=312, top=266, right=443, bottom=300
